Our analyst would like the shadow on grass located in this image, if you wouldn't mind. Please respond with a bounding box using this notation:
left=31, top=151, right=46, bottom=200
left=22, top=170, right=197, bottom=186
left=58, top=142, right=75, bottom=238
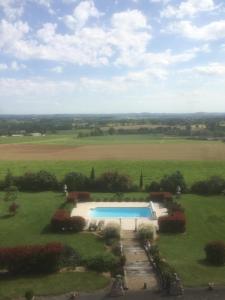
left=198, top=258, right=225, bottom=268
left=0, top=214, right=13, bottom=219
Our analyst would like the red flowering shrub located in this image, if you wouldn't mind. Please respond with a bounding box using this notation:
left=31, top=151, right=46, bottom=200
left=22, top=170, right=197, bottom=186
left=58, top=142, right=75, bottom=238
left=51, top=209, right=70, bottom=231
left=67, top=192, right=90, bottom=202
left=150, top=192, right=173, bottom=202
left=51, top=210, right=86, bottom=232
left=0, top=242, right=64, bottom=274
left=69, top=216, right=86, bottom=232
left=158, top=211, right=186, bottom=233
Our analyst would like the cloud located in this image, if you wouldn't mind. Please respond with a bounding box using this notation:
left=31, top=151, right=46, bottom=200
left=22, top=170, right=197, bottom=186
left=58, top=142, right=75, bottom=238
left=51, top=66, right=63, bottom=73
left=167, top=20, right=225, bottom=40
left=63, top=0, right=102, bottom=30
left=194, top=62, right=225, bottom=75
left=0, top=0, right=24, bottom=20
left=161, top=0, right=216, bottom=18
left=0, top=63, right=8, bottom=71
left=0, top=8, right=152, bottom=68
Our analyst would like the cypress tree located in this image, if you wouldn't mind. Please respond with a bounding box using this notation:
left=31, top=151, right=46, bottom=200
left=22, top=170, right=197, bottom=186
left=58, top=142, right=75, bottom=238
left=90, top=167, right=95, bottom=180
left=139, top=171, right=143, bottom=190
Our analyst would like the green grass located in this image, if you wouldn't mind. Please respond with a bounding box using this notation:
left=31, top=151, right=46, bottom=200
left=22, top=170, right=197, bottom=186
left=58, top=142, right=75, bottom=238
left=158, top=194, right=225, bottom=287
left=1, top=160, right=225, bottom=185
left=0, top=272, right=109, bottom=300
left=0, top=192, right=105, bottom=259
left=0, top=133, right=218, bottom=146
left=0, top=192, right=110, bottom=298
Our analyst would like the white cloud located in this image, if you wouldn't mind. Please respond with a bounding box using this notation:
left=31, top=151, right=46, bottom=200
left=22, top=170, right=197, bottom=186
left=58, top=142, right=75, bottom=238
left=194, top=62, right=225, bottom=75
left=51, top=66, right=63, bottom=73
left=167, top=20, right=225, bottom=40
left=161, top=0, right=216, bottom=18
left=63, top=0, right=102, bottom=30
left=0, top=0, right=24, bottom=20
left=111, top=10, right=149, bottom=30
left=0, top=63, right=8, bottom=71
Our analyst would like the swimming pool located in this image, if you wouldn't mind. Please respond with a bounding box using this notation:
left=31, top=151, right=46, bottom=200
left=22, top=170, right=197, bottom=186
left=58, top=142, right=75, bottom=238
left=89, top=207, right=153, bottom=218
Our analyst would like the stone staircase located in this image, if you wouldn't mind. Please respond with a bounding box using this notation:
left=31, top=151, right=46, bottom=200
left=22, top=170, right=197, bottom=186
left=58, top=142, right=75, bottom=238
left=121, top=230, right=158, bottom=291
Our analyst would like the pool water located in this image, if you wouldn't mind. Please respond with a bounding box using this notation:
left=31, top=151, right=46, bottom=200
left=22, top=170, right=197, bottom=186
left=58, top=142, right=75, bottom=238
left=90, top=207, right=152, bottom=218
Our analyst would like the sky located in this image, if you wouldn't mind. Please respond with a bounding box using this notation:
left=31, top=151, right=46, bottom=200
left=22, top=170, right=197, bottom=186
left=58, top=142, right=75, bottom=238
left=0, top=0, right=225, bottom=114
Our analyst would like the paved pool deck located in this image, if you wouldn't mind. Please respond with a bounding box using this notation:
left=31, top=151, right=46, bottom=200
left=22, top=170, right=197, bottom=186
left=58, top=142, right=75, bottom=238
left=71, top=202, right=167, bottom=230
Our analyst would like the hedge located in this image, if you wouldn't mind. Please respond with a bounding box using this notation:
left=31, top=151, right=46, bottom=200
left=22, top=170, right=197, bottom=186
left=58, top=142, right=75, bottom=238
left=0, top=243, right=64, bottom=274
left=205, top=241, right=225, bottom=265
left=51, top=210, right=86, bottom=232
left=158, top=211, right=186, bottom=233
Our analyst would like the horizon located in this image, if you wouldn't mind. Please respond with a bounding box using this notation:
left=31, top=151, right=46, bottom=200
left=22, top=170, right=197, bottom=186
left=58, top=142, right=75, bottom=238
left=0, top=0, right=225, bottom=114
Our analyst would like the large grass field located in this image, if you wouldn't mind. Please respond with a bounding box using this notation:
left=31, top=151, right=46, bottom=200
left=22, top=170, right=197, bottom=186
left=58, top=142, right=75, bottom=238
left=0, top=192, right=110, bottom=298
left=0, top=133, right=213, bottom=146
left=158, top=194, right=225, bottom=287
left=0, top=160, right=225, bottom=185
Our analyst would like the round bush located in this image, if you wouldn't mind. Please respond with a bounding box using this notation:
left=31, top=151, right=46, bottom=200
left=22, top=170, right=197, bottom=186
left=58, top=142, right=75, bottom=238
left=102, top=223, right=120, bottom=240
left=137, top=224, right=155, bottom=242
left=86, top=253, right=118, bottom=272
left=205, top=241, right=225, bottom=265
left=69, top=216, right=86, bottom=232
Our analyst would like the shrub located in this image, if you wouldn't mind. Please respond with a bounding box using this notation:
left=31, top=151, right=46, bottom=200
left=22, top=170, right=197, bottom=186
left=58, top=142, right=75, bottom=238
left=191, top=176, right=225, bottom=195
left=51, top=209, right=70, bottom=232
left=137, top=224, right=155, bottom=242
left=59, top=245, right=81, bottom=269
left=160, top=171, right=187, bottom=193
left=25, top=290, right=34, bottom=300
left=15, top=170, right=58, bottom=191
left=205, top=241, right=225, bottom=265
left=0, top=243, right=64, bottom=274
left=86, top=253, right=118, bottom=272
left=147, top=181, right=161, bottom=192
left=9, top=202, right=19, bottom=215
left=165, top=201, right=184, bottom=213
left=67, top=192, right=91, bottom=203
left=158, top=211, right=186, bottom=233
left=102, top=223, right=120, bottom=240
left=96, top=171, right=134, bottom=192
left=150, top=192, right=173, bottom=202
left=63, top=172, right=89, bottom=191
left=68, top=216, right=86, bottom=232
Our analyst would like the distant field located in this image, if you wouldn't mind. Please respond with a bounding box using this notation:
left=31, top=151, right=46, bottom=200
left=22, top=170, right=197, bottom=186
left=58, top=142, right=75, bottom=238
left=0, top=133, right=217, bottom=146
left=0, top=142, right=225, bottom=161
left=0, top=160, right=225, bottom=185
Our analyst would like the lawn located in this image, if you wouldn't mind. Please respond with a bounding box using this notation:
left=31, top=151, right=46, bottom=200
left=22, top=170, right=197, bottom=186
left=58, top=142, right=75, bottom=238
left=158, top=194, right=225, bottom=287
left=0, top=192, right=109, bottom=298
left=0, top=272, right=109, bottom=300
left=0, top=160, right=225, bottom=186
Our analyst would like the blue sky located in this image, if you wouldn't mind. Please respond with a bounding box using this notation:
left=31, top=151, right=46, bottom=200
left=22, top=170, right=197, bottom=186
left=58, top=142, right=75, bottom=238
left=0, top=0, right=225, bottom=114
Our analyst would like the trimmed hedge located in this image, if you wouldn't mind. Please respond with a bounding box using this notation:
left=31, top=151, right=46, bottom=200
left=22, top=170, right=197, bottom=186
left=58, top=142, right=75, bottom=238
left=0, top=243, right=64, bottom=274
left=150, top=192, right=173, bottom=202
left=51, top=210, right=86, bottom=232
left=86, top=253, right=118, bottom=272
left=205, top=241, right=225, bottom=265
left=158, top=211, right=186, bottom=233
left=67, top=192, right=91, bottom=203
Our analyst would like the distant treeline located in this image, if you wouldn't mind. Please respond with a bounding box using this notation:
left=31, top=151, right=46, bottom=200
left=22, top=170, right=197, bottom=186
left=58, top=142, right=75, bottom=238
left=0, top=114, right=225, bottom=138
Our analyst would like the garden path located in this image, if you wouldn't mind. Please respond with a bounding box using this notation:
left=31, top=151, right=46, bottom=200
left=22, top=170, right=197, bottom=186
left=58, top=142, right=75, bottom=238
left=121, top=230, right=158, bottom=291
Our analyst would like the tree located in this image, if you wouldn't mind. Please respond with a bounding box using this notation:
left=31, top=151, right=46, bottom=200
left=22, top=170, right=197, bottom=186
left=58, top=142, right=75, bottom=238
left=139, top=171, right=143, bottom=190
left=90, top=167, right=95, bottom=181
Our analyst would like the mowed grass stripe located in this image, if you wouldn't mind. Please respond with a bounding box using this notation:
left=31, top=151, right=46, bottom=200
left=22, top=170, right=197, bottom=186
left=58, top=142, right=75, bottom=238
left=0, top=160, right=225, bottom=184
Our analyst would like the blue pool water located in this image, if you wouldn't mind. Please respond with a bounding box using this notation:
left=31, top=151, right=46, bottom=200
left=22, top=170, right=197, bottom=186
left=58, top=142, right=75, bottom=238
left=90, top=207, right=152, bottom=218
